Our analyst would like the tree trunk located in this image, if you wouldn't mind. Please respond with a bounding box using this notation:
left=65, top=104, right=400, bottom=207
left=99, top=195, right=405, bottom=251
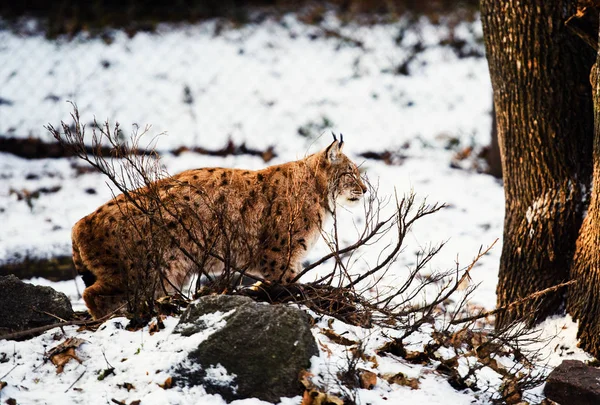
left=568, top=56, right=600, bottom=355
left=480, top=0, right=595, bottom=328
left=486, top=102, right=502, bottom=179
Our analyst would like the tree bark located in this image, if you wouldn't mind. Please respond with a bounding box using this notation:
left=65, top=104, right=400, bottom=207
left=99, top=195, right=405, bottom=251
left=486, top=102, right=502, bottom=179
left=481, top=0, right=595, bottom=327
left=568, top=56, right=600, bottom=356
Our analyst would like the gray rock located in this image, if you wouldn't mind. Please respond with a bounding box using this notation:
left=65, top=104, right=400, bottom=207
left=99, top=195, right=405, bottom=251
left=173, top=295, right=318, bottom=403
left=0, top=275, right=74, bottom=336
left=174, top=295, right=254, bottom=337
left=544, top=360, right=600, bottom=405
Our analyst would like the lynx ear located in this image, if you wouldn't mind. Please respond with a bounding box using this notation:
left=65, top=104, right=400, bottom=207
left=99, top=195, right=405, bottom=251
left=326, top=132, right=344, bottom=162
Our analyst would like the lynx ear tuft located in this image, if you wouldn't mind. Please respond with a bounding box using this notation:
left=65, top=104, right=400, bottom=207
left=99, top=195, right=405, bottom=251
left=325, top=134, right=344, bottom=163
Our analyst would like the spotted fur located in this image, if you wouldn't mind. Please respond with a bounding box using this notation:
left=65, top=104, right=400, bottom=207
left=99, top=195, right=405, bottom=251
left=72, top=138, right=366, bottom=318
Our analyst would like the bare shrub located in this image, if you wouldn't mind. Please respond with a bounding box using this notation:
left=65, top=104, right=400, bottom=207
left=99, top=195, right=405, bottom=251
left=48, top=105, right=271, bottom=319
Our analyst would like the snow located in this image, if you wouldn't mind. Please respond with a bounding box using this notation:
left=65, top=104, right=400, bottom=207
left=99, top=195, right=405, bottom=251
left=204, top=364, right=238, bottom=391
left=0, top=316, right=236, bottom=405
left=0, top=11, right=593, bottom=405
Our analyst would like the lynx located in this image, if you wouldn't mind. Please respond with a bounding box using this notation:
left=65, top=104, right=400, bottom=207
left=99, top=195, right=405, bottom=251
left=71, top=136, right=367, bottom=319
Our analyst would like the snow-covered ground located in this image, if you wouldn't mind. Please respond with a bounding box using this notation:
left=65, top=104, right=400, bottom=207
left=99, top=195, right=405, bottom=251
left=0, top=12, right=592, bottom=405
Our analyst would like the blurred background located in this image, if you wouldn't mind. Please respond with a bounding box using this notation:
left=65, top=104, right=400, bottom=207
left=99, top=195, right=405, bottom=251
left=0, top=0, right=484, bottom=150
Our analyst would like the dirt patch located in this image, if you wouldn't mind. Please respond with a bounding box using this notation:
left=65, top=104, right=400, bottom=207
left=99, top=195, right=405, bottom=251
left=0, top=0, right=479, bottom=38
left=0, top=136, right=276, bottom=162
left=0, top=255, right=75, bottom=281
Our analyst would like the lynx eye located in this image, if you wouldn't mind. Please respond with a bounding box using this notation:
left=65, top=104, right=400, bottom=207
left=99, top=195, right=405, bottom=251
left=340, top=172, right=355, bottom=181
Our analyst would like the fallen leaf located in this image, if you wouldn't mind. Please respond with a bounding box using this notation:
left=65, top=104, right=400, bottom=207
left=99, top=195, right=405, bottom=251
left=501, top=378, right=522, bottom=405
left=148, top=315, right=167, bottom=335
left=299, top=370, right=343, bottom=405
left=46, top=338, right=86, bottom=374
left=158, top=376, right=173, bottom=389
left=381, top=372, right=420, bottom=389
left=51, top=348, right=82, bottom=373
left=156, top=295, right=189, bottom=316
left=299, top=370, right=315, bottom=390
left=349, top=346, right=379, bottom=368
left=377, top=339, right=406, bottom=358
left=117, top=382, right=135, bottom=391
left=320, top=328, right=357, bottom=346
left=358, top=369, right=376, bottom=389
left=301, top=389, right=344, bottom=405
left=404, top=350, right=429, bottom=364
left=317, top=339, right=333, bottom=358
left=46, top=337, right=86, bottom=357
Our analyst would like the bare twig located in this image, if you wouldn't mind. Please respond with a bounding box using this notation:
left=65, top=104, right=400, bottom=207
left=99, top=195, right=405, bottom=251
left=451, top=280, right=577, bottom=325
left=0, top=304, right=126, bottom=341
left=65, top=370, right=86, bottom=393
left=401, top=240, right=497, bottom=316
left=33, top=308, right=69, bottom=323
left=0, top=364, right=18, bottom=380
left=48, top=105, right=272, bottom=318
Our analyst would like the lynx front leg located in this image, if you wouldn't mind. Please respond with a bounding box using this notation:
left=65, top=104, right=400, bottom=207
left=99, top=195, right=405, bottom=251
left=82, top=282, right=127, bottom=320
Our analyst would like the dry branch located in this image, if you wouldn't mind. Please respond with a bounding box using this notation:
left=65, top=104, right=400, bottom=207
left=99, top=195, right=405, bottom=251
left=0, top=305, right=125, bottom=341
left=451, top=279, right=577, bottom=325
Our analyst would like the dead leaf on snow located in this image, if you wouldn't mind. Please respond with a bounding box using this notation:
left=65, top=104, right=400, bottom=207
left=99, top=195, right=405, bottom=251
left=51, top=348, right=82, bottom=374
left=148, top=315, right=167, bottom=335
left=46, top=337, right=86, bottom=357
left=320, top=328, right=357, bottom=346
left=158, top=376, right=173, bottom=389
left=501, top=377, right=522, bottom=405
left=117, top=382, right=135, bottom=391
left=350, top=346, right=379, bottom=368
left=358, top=368, right=377, bottom=389
left=299, top=370, right=344, bottom=405
left=381, top=372, right=420, bottom=389
left=301, top=389, right=344, bottom=405
left=317, top=339, right=333, bottom=357
left=111, top=399, right=140, bottom=405
left=299, top=370, right=315, bottom=390
left=46, top=337, right=85, bottom=373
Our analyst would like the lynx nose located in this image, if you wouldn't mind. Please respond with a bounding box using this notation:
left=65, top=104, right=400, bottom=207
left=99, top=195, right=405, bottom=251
left=361, top=183, right=368, bottom=193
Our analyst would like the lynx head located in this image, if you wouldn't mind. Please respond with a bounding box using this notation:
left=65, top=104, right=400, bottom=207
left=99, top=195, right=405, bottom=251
left=323, top=133, right=367, bottom=208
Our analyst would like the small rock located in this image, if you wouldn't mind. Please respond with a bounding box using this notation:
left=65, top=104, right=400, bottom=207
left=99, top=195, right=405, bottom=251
left=544, top=360, right=600, bottom=405
left=0, top=275, right=74, bottom=337
left=173, top=295, right=318, bottom=403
